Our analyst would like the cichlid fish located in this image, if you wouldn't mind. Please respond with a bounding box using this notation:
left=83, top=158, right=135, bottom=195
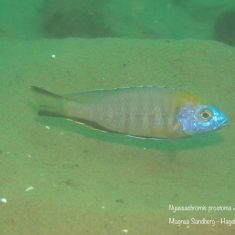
left=31, top=86, right=228, bottom=139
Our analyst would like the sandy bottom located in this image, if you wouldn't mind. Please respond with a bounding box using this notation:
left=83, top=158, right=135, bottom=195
left=0, top=38, right=235, bottom=234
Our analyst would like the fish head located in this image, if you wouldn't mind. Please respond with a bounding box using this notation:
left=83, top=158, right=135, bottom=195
left=178, top=103, right=228, bottom=136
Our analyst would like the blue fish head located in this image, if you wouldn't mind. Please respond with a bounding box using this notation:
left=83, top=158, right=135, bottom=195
left=178, top=103, right=228, bottom=136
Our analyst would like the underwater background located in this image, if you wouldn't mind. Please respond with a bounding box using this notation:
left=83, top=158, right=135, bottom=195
left=0, top=0, right=235, bottom=234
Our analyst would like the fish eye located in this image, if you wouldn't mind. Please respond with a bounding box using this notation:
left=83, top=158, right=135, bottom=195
left=199, top=109, right=212, bottom=121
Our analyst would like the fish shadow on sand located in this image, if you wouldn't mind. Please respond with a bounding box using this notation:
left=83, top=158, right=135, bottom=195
left=36, top=116, right=224, bottom=152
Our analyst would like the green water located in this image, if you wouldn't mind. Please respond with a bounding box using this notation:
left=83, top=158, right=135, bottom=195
left=0, top=1, right=235, bottom=235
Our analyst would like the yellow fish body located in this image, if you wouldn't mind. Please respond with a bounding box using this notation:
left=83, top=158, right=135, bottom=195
left=31, top=86, right=228, bottom=139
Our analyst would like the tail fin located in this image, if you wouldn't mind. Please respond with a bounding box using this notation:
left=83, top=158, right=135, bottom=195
left=31, top=86, right=69, bottom=118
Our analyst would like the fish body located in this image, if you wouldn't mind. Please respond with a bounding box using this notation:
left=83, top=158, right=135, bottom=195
left=31, top=86, right=228, bottom=139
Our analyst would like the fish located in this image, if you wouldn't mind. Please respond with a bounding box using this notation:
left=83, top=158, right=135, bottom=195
left=31, top=86, right=228, bottom=139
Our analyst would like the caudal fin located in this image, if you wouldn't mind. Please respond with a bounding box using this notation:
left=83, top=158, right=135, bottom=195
left=31, top=86, right=69, bottom=118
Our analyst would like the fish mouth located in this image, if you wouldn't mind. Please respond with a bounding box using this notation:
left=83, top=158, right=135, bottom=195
left=218, top=112, right=228, bottom=127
